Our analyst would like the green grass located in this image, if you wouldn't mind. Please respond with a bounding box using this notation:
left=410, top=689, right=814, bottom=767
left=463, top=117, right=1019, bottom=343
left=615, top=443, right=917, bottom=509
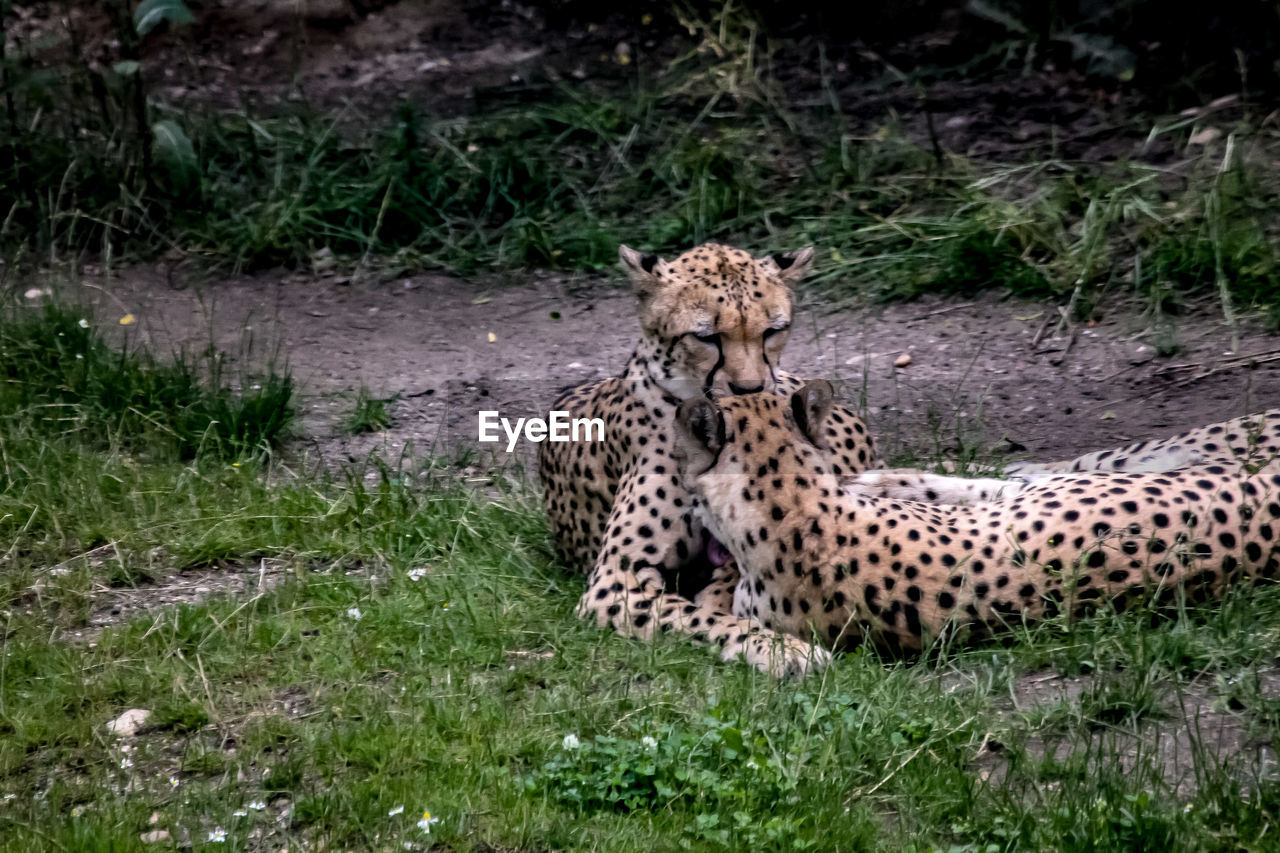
left=343, top=387, right=393, bottom=435
left=4, top=301, right=1280, bottom=851
left=0, top=301, right=293, bottom=460
left=5, top=4, right=1280, bottom=323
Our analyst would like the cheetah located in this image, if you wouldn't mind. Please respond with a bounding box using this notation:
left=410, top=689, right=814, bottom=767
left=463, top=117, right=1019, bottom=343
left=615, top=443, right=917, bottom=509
left=538, top=243, right=880, bottom=676
left=672, top=381, right=1280, bottom=658
left=849, top=410, right=1280, bottom=505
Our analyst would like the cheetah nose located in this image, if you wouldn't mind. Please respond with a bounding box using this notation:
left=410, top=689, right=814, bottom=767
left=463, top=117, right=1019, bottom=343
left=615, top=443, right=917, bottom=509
left=728, top=381, right=765, bottom=395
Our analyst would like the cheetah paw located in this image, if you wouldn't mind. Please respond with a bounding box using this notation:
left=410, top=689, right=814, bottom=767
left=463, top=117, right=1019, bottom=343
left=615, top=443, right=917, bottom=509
left=727, top=634, right=832, bottom=679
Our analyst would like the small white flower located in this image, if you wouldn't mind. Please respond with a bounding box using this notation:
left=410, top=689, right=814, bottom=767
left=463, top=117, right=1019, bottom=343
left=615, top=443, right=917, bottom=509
left=75, top=354, right=83, bottom=360
left=746, top=759, right=760, bottom=770
left=1184, top=803, right=1194, bottom=813
left=208, top=828, right=226, bottom=842
left=71, top=806, right=84, bottom=817
left=347, top=607, right=363, bottom=621
left=119, top=757, right=133, bottom=769
left=2, top=794, right=15, bottom=801
left=388, top=805, right=405, bottom=816
left=416, top=811, right=440, bottom=832
left=562, top=733, right=581, bottom=750
left=78, top=319, right=89, bottom=328
left=233, top=809, right=247, bottom=817
left=247, top=801, right=266, bottom=811
left=168, top=776, right=180, bottom=788
left=641, top=736, right=658, bottom=749
left=407, top=568, right=427, bottom=582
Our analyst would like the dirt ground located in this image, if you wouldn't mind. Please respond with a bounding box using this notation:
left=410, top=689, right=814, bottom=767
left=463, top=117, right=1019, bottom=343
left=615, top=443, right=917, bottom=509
left=65, top=261, right=1280, bottom=476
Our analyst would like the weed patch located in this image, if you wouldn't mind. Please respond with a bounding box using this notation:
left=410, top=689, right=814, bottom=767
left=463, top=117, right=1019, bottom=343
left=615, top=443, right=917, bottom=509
left=5, top=4, right=1280, bottom=322
left=0, top=301, right=292, bottom=460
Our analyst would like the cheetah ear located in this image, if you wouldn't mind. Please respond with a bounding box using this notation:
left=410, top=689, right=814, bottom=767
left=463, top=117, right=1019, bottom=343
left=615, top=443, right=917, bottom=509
left=758, top=247, right=815, bottom=285
left=619, top=245, right=669, bottom=298
left=675, top=396, right=725, bottom=458
left=790, top=380, right=834, bottom=447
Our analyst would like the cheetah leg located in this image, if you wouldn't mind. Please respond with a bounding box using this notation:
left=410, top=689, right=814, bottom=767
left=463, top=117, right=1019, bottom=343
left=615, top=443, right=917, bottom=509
left=843, top=469, right=1030, bottom=504
left=1000, top=412, right=1280, bottom=477
left=693, top=563, right=741, bottom=611
left=578, top=559, right=829, bottom=678
left=577, top=475, right=830, bottom=677
left=1005, top=445, right=1211, bottom=478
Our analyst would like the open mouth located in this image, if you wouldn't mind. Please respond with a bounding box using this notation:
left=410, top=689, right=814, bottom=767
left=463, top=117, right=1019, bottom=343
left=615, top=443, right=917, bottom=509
left=704, top=530, right=733, bottom=568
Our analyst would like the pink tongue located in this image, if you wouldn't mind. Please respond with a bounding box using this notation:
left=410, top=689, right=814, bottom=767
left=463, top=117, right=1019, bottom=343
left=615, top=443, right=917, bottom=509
left=706, top=534, right=733, bottom=568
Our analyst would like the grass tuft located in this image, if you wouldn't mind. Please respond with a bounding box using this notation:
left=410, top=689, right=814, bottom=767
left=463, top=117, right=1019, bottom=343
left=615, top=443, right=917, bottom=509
left=0, top=301, right=292, bottom=460
left=343, top=386, right=392, bottom=435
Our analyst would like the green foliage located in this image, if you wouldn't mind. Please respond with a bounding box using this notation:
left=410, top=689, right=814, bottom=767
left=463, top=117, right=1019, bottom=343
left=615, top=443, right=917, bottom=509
left=152, top=119, right=199, bottom=196
left=133, top=0, right=195, bottom=37
left=0, top=302, right=292, bottom=460
left=913, top=229, right=1052, bottom=298
left=344, top=387, right=393, bottom=434
left=4, top=3, right=1280, bottom=323
left=151, top=699, right=210, bottom=733
left=527, top=699, right=821, bottom=848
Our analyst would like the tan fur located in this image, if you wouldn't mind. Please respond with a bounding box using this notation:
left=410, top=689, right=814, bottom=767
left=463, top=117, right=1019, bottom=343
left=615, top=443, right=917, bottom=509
left=849, top=411, right=1280, bottom=505
left=675, top=385, right=1280, bottom=658
left=539, top=244, right=876, bottom=676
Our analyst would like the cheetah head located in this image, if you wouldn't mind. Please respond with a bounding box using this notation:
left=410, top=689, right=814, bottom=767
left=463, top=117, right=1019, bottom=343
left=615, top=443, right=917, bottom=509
left=620, top=242, right=814, bottom=399
left=673, top=380, right=837, bottom=557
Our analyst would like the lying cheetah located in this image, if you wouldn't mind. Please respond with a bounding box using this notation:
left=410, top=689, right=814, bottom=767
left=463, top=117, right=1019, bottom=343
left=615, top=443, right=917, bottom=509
left=539, top=244, right=880, bottom=676
left=673, top=381, right=1280, bottom=657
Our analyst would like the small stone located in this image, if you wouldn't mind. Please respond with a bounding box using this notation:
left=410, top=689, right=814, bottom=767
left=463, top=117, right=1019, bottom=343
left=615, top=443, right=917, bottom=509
left=1188, top=127, right=1222, bottom=146
left=893, top=353, right=912, bottom=368
left=140, top=830, right=170, bottom=843
left=106, top=709, right=151, bottom=737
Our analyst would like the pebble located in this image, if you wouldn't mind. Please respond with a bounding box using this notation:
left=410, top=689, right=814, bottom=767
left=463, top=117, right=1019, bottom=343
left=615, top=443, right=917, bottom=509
left=106, top=709, right=151, bottom=737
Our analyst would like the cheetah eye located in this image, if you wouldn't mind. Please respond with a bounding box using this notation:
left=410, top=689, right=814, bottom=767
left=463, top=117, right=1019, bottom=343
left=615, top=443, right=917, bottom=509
left=689, top=332, right=720, bottom=346
left=763, top=324, right=789, bottom=340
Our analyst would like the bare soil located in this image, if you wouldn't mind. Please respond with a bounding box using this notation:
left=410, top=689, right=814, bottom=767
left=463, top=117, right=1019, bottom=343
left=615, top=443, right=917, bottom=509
left=68, top=263, right=1280, bottom=477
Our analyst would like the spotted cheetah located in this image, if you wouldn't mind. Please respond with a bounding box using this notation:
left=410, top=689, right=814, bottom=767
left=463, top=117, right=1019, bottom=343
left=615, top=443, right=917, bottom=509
left=672, top=382, right=1280, bottom=658
left=538, top=244, right=880, bottom=676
